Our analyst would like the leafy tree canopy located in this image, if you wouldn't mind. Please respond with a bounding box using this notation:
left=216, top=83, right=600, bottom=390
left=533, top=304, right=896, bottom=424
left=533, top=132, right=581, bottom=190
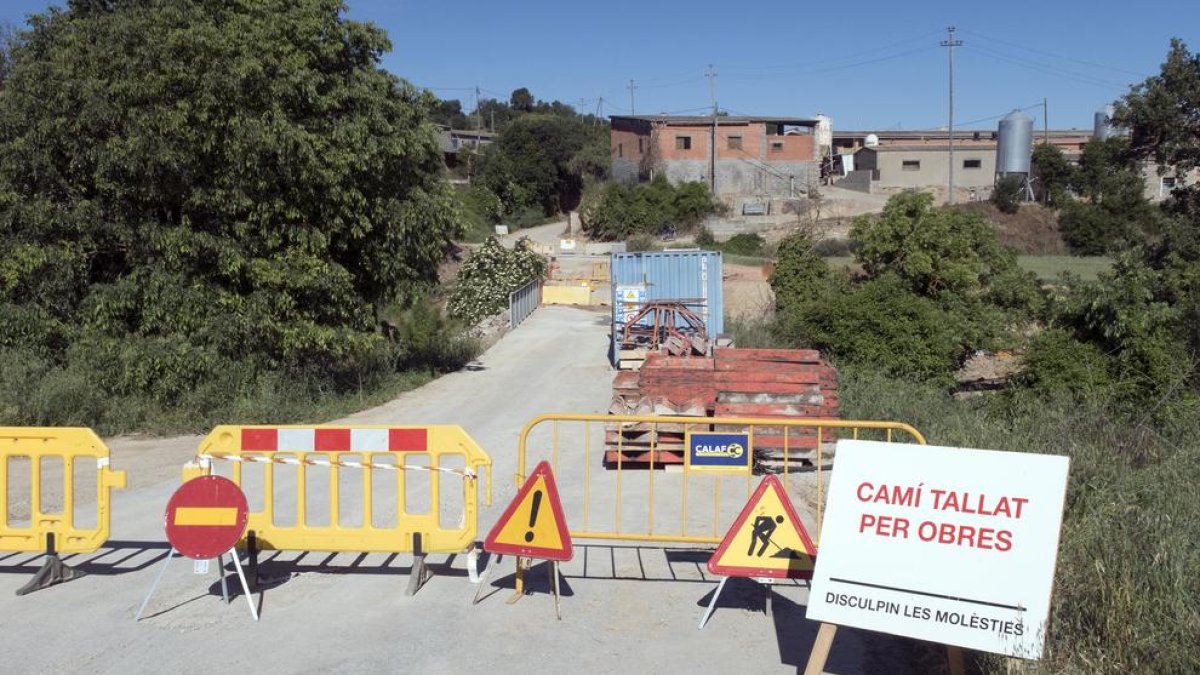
left=0, top=0, right=459, bottom=403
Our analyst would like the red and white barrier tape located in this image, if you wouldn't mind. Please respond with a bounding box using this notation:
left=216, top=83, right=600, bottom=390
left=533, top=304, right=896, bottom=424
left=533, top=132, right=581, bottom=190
left=195, top=453, right=477, bottom=479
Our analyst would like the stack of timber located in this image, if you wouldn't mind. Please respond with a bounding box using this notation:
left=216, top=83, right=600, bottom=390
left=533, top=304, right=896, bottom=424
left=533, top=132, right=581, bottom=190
left=606, top=348, right=839, bottom=469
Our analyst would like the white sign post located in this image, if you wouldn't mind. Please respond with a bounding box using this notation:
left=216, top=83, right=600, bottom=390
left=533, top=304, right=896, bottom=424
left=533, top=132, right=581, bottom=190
left=807, top=440, right=1069, bottom=660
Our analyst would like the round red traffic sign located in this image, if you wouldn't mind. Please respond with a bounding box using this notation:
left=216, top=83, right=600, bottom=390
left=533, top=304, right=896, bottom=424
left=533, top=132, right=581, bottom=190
left=164, top=476, right=249, bottom=560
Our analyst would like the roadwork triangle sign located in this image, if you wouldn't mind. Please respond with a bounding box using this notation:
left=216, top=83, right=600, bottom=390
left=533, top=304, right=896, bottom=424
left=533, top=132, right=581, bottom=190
left=708, top=475, right=817, bottom=579
left=484, top=461, right=573, bottom=561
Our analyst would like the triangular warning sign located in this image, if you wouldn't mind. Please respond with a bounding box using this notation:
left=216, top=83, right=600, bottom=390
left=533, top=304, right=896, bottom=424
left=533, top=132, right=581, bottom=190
left=484, top=461, right=573, bottom=561
left=708, top=475, right=817, bottom=579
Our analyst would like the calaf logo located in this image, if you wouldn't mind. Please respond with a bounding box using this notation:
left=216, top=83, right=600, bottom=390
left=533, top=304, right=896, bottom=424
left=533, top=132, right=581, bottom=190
left=687, top=432, right=752, bottom=472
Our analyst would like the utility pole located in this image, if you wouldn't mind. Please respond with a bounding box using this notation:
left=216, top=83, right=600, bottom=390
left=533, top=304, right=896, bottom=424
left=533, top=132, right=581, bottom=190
left=706, top=64, right=718, bottom=194
left=941, top=26, right=963, bottom=205
left=627, top=80, right=638, bottom=116
left=474, top=85, right=482, bottom=133
left=595, top=96, right=605, bottom=125
left=1042, top=97, right=1050, bottom=204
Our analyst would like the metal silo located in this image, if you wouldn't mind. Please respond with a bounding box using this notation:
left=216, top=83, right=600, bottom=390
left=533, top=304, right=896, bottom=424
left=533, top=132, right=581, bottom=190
left=1094, top=104, right=1117, bottom=140
left=996, top=110, right=1033, bottom=176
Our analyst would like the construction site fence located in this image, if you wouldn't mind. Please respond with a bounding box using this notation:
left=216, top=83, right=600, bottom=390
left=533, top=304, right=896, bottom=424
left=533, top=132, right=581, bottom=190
left=1, top=427, right=127, bottom=555
left=515, top=414, right=926, bottom=546
left=185, top=425, right=492, bottom=557
left=509, top=278, right=541, bottom=329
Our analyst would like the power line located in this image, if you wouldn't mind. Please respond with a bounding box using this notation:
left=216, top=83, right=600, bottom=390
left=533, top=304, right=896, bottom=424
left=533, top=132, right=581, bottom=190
left=968, top=44, right=1131, bottom=90
left=720, top=46, right=936, bottom=82
left=960, top=29, right=1151, bottom=78
left=720, top=29, right=943, bottom=73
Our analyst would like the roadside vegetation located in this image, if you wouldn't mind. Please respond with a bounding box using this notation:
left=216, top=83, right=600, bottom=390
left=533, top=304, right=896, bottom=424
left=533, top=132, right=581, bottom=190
left=579, top=175, right=724, bottom=242
left=0, top=1, right=478, bottom=435
left=437, top=89, right=610, bottom=236
left=733, top=39, right=1200, bottom=674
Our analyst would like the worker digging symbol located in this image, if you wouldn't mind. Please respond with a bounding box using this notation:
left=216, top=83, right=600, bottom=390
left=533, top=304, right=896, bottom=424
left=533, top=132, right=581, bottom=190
left=525, top=490, right=543, bottom=543
left=748, top=515, right=785, bottom=557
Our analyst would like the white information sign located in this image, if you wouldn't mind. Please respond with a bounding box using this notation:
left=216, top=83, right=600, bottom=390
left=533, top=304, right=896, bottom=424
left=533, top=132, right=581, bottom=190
left=807, top=440, right=1069, bottom=659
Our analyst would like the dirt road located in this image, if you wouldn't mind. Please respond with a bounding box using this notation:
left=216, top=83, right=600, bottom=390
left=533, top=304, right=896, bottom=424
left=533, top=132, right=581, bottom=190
left=0, top=306, right=918, bottom=674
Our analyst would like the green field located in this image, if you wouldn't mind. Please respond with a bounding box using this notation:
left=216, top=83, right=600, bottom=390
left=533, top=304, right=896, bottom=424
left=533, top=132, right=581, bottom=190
left=820, top=256, right=1113, bottom=282
left=1016, top=255, right=1113, bottom=281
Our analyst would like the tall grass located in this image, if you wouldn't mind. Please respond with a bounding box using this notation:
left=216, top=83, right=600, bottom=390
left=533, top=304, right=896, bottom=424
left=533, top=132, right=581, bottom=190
left=839, top=367, right=1200, bottom=674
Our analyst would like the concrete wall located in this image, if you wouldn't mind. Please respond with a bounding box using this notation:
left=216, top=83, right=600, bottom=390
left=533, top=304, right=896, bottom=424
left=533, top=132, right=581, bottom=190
left=863, top=147, right=997, bottom=189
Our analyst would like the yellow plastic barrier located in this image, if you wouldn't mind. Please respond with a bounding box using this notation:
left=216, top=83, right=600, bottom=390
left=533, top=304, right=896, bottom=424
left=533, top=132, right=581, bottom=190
left=516, top=414, right=926, bottom=546
left=186, top=424, right=492, bottom=594
left=1, top=427, right=127, bottom=595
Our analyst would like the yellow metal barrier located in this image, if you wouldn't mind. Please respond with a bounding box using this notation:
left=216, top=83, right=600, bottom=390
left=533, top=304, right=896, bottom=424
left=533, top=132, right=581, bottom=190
left=187, top=424, right=492, bottom=594
left=1, top=427, right=127, bottom=595
left=515, top=414, right=925, bottom=548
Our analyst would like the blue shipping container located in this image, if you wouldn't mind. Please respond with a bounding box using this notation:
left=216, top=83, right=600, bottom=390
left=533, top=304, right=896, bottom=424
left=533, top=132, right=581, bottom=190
left=610, top=250, right=724, bottom=365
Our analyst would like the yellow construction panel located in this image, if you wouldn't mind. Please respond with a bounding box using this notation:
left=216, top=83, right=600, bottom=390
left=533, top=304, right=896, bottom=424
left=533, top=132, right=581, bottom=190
left=542, top=285, right=591, bottom=305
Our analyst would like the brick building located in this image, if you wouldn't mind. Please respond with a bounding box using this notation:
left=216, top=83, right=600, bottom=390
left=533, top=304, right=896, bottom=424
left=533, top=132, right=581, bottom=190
left=609, top=115, right=822, bottom=198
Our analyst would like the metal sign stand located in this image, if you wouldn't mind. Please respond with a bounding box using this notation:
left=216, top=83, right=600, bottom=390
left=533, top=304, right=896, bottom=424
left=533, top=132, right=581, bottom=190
left=472, top=556, right=561, bottom=620
left=698, top=576, right=776, bottom=629
left=135, top=547, right=259, bottom=622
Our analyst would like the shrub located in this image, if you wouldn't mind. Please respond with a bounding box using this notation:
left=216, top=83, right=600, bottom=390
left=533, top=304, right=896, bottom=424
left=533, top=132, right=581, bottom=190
left=625, top=233, right=660, bottom=252
left=774, top=274, right=965, bottom=384
left=695, top=226, right=716, bottom=247
left=1014, top=328, right=1114, bottom=401
left=991, top=174, right=1026, bottom=214
left=447, top=237, right=547, bottom=325
left=719, top=233, right=765, bottom=256
left=813, top=237, right=858, bottom=257
left=769, top=232, right=830, bottom=312
left=581, top=177, right=721, bottom=241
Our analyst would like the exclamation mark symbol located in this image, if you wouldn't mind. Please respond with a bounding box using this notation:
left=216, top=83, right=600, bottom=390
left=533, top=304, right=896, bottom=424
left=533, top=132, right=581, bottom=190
left=524, top=490, right=543, bottom=543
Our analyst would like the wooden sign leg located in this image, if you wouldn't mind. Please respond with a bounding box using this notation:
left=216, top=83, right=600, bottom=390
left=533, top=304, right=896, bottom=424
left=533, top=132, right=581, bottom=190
left=947, top=646, right=966, bottom=675
left=803, top=622, right=838, bottom=675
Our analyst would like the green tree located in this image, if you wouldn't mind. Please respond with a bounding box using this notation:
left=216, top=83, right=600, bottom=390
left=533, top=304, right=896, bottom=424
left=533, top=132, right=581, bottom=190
left=1058, top=138, right=1160, bottom=254
left=1032, top=142, right=1076, bottom=206
left=769, top=232, right=829, bottom=312
left=0, top=0, right=458, bottom=416
left=851, top=191, right=1033, bottom=304
left=479, top=113, right=603, bottom=215
left=1116, top=38, right=1200, bottom=218
left=509, top=87, right=534, bottom=113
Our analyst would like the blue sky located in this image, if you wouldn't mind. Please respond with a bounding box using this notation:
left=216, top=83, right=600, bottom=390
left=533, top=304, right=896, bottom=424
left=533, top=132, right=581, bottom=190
left=4, top=0, right=1197, bottom=131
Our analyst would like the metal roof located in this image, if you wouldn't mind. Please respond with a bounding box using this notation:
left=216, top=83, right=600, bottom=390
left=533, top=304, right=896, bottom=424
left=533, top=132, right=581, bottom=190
left=610, top=115, right=820, bottom=126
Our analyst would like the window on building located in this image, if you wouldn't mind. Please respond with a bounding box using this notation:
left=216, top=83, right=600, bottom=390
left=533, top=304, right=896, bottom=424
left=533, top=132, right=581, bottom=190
left=638, top=138, right=644, bottom=153
left=675, top=136, right=692, bottom=150
left=1161, top=176, right=1177, bottom=197
left=770, top=141, right=784, bottom=153
left=963, top=159, right=982, bottom=169
left=618, top=143, right=623, bottom=158
left=902, top=160, right=921, bottom=171
left=727, top=135, right=743, bottom=151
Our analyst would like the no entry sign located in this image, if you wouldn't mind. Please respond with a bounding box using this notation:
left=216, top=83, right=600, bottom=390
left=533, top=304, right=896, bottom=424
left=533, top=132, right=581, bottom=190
left=806, top=440, right=1069, bottom=659
left=165, top=476, right=249, bottom=560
